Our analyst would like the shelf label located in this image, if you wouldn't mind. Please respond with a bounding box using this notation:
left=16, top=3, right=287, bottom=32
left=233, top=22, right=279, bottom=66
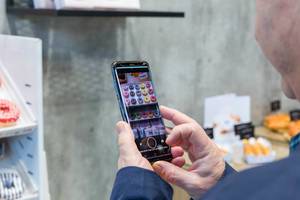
left=290, top=110, right=300, bottom=121
left=270, top=100, right=281, bottom=112
left=234, top=122, right=254, bottom=139
left=204, top=128, right=214, bottom=139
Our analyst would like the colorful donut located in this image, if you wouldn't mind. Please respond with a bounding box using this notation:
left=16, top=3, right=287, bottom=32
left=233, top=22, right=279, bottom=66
left=0, top=100, right=20, bottom=127
left=148, top=88, right=154, bottom=95
left=140, top=83, right=146, bottom=89
left=131, top=99, right=137, bottom=105
left=130, top=91, right=135, bottom=97
left=150, top=96, right=157, bottom=102
left=138, top=98, right=143, bottom=104
left=123, top=86, right=129, bottom=91
left=146, top=82, right=151, bottom=88
left=136, top=91, right=142, bottom=97
left=144, top=96, right=150, bottom=103
left=129, top=84, right=134, bottom=90
left=142, top=90, right=148, bottom=96
left=123, top=92, right=129, bottom=98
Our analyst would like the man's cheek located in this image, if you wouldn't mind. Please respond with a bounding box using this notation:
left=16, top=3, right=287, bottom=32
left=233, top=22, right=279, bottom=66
left=281, top=79, right=297, bottom=99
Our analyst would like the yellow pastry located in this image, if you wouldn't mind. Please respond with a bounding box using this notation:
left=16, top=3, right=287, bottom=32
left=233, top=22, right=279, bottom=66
left=264, top=113, right=291, bottom=130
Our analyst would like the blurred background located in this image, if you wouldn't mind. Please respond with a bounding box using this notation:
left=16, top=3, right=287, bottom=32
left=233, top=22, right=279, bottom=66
left=1, top=0, right=299, bottom=199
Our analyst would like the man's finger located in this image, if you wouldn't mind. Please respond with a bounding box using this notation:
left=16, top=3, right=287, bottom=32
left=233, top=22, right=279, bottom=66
left=153, top=161, right=194, bottom=188
left=171, top=157, right=186, bottom=168
left=160, top=106, right=195, bottom=125
left=166, top=123, right=195, bottom=147
left=171, top=146, right=184, bottom=158
left=165, top=127, right=172, bottom=135
left=116, top=121, right=140, bottom=156
left=166, top=123, right=211, bottom=154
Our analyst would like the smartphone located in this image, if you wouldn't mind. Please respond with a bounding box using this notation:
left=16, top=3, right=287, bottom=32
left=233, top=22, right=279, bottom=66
left=112, top=61, right=173, bottom=163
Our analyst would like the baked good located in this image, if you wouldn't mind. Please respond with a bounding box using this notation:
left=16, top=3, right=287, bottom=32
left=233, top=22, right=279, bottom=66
left=264, top=113, right=291, bottom=131
left=243, top=138, right=271, bottom=156
left=288, top=120, right=300, bottom=137
left=0, top=100, right=20, bottom=127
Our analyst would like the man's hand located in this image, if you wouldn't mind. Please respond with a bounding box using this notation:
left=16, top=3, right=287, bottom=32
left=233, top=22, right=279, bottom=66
left=116, top=121, right=185, bottom=171
left=153, top=106, right=225, bottom=200
left=116, top=121, right=153, bottom=170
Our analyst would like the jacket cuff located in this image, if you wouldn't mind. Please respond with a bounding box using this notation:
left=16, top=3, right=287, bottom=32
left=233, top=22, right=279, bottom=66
left=110, top=166, right=173, bottom=200
left=220, top=162, right=237, bottom=180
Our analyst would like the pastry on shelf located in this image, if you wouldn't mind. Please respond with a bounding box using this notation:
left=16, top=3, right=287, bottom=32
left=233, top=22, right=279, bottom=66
left=264, top=113, right=290, bottom=131
left=288, top=120, right=300, bottom=137
left=263, top=113, right=300, bottom=141
left=0, top=99, right=20, bottom=127
left=243, top=137, right=276, bottom=164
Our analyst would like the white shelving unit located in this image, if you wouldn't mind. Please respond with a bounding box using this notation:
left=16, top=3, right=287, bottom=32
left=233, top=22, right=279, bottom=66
left=0, top=35, right=50, bottom=200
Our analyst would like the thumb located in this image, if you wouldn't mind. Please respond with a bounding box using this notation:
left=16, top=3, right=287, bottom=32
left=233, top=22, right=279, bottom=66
left=153, top=161, right=193, bottom=188
left=116, top=121, right=139, bottom=157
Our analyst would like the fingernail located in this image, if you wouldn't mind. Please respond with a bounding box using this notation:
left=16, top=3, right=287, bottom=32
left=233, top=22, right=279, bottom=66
left=165, top=137, right=172, bottom=146
left=165, top=137, right=170, bottom=143
left=116, top=122, right=125, bottom=134
left=153, top=162, right=162, bottom=172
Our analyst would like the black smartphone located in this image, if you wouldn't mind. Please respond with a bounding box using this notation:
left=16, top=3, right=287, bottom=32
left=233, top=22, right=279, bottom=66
left=112, top=61, right=173, bottom=163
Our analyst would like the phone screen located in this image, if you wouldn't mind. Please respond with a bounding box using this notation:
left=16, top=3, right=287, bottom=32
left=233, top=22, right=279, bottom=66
left=114, top=64, right=172, bottom=162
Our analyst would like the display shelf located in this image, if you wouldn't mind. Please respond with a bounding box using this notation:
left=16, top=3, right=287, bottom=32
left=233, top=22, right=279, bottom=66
left=130, top=116, right=161, bottom=123
left=6, top=6, right=185, bottom=18
left=183, top=134, right=290, bottom=172
left=255, top=126, right=290, bottom=143
left=0, top=35, right=50, bottom=200
left=128, top=102, right=158, bottom=108
left=0, top=63, right=37, bottom=139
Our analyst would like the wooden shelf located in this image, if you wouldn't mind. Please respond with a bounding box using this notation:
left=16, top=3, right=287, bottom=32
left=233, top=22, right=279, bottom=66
left=7, top=6, right=185, bottom=18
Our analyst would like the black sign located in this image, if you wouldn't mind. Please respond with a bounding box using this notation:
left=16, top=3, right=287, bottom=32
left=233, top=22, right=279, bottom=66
left=290, top=110, right=300, bottom=121
left=234, top=122, right=255, bottom=139
left=204, top=128, right=214, bottom=139
left=271, top=100, right=281, bottom=112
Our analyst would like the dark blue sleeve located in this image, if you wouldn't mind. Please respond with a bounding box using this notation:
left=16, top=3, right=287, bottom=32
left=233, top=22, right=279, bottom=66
left=110, top=167, right=173, bottom=200
left=220, top=162, right=236, bottom=180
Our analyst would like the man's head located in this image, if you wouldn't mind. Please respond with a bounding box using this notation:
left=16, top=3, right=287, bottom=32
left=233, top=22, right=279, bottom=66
left=256, top=0, right=300, bottom=100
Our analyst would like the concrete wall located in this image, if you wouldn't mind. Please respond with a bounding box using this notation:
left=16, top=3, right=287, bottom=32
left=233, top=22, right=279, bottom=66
left=4, top=0, right=299, bottom=199
left=0, top=1, right=8, bottom=33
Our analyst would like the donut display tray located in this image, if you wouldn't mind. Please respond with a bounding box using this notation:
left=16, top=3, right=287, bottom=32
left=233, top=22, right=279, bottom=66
left=121, top=81, right=157, bottom=107
left=0, top=157, right=38, bottom=200
left=128, top=105, right=161, bottom=122
left=0, top=64, right=37, bottom=138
